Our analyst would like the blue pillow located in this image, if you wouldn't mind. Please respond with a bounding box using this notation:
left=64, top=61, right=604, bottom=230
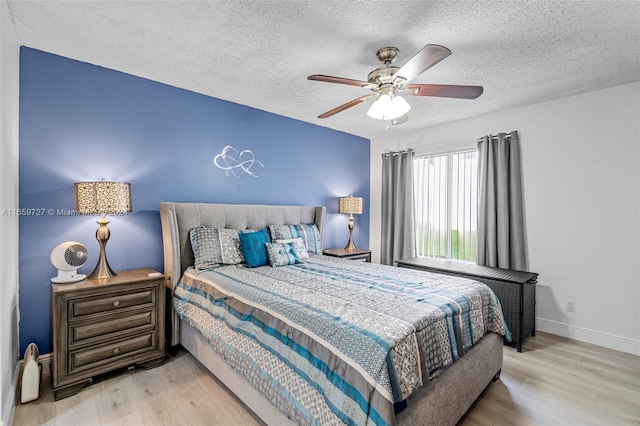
left=239, top=228, right=271, bottom=268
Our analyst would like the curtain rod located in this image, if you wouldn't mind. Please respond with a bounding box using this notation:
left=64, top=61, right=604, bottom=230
left=382, top=149, right=412, bottom=158
left=477, top=133, right=513, bottom=142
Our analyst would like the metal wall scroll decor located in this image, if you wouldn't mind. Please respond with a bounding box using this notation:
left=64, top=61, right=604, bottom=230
left=214, top=145, right=264, bottom=192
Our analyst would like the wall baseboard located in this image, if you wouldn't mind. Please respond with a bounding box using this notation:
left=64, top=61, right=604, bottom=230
left=31, top=352, right=51, bottom=376
left=537, top=317, right=640, bottom=356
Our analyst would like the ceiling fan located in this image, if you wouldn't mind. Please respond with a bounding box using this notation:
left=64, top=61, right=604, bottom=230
left=308, top=44, right=483, bottom=125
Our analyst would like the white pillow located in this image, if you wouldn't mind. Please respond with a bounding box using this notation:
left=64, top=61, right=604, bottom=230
left=275, top=237, right=309, bottom=259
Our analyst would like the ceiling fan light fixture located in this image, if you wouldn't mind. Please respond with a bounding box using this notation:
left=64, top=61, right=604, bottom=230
left=367, top=93, right=410, bottom=120
left=366, top=93, right=390, bottom=119
left=391, top=95, right=411, bottom=118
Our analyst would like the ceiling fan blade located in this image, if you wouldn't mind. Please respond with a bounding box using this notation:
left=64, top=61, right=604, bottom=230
left=308, top=74, right=373, bottom=88
left=392, top=44, right=452, bottom=83
left=407, top=84, right=484, bottom=99
left=317, top=94, right=375, bottom=119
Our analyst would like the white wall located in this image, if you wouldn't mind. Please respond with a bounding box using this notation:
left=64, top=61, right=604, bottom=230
left=370, top=82, right=640, bottom=355
left=0, top=0, right=20, bottom=424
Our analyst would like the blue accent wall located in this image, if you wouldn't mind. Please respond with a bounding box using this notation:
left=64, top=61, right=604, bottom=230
left=18, top=48, right=370, bottom=356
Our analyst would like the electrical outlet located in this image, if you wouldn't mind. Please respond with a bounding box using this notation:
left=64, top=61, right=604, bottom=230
left=566, top=299, right=576, bottom=313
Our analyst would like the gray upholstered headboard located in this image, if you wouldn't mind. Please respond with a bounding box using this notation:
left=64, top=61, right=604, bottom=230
left=158, top=202, right=326, bottom=345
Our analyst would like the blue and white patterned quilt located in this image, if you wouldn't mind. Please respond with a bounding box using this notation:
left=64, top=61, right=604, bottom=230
left=174, top=255, right=509, bottom=426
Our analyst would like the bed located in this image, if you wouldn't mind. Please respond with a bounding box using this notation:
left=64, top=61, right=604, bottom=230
left=159, top=202, right=506, bottom=426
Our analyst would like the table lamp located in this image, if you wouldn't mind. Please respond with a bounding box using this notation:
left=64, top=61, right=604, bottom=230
left=75, top=179, right=131, bottom=279
left=338, top=196, right=363, bottom=252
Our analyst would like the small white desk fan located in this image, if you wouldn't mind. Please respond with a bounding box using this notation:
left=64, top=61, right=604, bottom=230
left=50, top=241, right=88, bottom=283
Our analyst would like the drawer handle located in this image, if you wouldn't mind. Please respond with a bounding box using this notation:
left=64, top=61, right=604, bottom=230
left=113, top=300, right=120, bottom=307
left=113, top=348, right=120, bottom=355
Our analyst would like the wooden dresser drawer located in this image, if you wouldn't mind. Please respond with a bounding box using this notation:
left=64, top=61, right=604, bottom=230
left=69, top=287, right=155, bottom=320
left=68, top=332, right=157, bottom=375
left=69, top=309, right=155, bottom=346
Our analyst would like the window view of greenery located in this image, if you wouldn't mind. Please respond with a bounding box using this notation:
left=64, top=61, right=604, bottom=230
left=414, top=150, right=478, bottom=262
left=415, top=230, right=477, bottom=261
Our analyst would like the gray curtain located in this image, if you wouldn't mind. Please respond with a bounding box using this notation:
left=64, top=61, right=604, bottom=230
left=477, top=131, right=527, bottom=270
left=381, top=149, right=416, bottom=265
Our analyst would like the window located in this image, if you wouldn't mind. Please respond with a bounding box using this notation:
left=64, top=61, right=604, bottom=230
left=414, top=150, right=478, bottom=262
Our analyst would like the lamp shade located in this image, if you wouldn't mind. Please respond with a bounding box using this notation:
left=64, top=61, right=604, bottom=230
left=75, top=180, right=132, bottom=215
left=338, top=196, right=363, bottom=215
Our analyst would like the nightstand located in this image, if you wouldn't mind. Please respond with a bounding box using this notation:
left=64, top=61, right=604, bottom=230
left=51, top=268, right=165, bottom=400
left=323, top=248, right=372, bottom=262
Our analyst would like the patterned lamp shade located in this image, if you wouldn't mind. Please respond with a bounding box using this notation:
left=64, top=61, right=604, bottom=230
left=74, top=179, right=132, bottom=279
left=74, top=180, right=132, bottom=215
left=338, top=196, right=363, bottom=215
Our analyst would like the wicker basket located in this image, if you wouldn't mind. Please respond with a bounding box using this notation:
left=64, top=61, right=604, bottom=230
left=397, top=257, right=538, bottom=352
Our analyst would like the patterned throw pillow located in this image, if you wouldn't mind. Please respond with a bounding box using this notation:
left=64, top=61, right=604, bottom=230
left=265, top=242, right=301, bottom=267
left=275, top=238, right=309, bottom=259
left=239, top=228, right=271, bottom=268
left=218, top=228, right=245, bottom=265
left=190, top=227, right=223, bottom=271
left=268, top=223, right=321, bottom=254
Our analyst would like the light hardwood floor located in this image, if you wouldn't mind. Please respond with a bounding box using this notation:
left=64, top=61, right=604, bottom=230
left=12, top=332, right=639, bottom=425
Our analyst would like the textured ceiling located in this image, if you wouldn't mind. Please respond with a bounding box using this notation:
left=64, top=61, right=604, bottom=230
left=7, top=0, right=640, bottom=140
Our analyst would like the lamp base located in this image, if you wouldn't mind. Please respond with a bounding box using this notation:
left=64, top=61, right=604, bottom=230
left=88, top=216, right=118, bottom=280
left=344, top=214, right=357, bottom=252
left=88, top=260, right=117, bottom=280
left=344, top=239, right=357, bottom=253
